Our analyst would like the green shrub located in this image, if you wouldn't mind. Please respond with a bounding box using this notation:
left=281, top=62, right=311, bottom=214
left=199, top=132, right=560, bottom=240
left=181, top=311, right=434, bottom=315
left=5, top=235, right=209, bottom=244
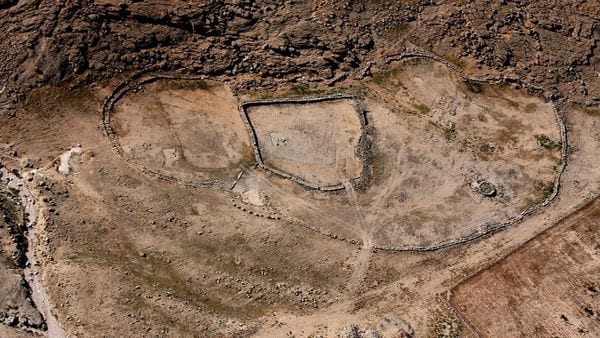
left=166, top=80, right=210, bottom=90
left=371, top=73, right=385, bottom=85
left=536, top=181, right=555, bottom=200
left=583, top=107, right=600, bottom=117
left=464, top=79, right=483, bottom=94
left=535, top=134, right=561, bottom=150
left=414, top=103, right=430, bottom=114
left=290, top=84, right=312, bottom=95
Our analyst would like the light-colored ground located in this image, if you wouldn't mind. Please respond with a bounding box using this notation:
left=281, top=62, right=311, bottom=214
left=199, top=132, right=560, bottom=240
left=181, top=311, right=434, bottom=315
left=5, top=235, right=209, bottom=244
left=112, top=80, right=252, bottom=185
left=446, top=104, right=600, bottom=337
left=353, top=104, right=600, bottom=337
left=365, top=58, right=562, bottom=247
left=246, top=99, right=363, bottom=187
left=235, top=58, right=562, bottom=249
left=0, top=60, right=597, bottom=337
left=58, top=146, right=81, bottom=175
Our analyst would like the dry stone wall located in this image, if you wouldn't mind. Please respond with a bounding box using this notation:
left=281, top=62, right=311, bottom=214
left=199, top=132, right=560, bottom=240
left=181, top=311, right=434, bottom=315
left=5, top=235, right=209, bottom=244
left=101, top=71, right=223, bottom=190
left=239, top=94, right=370, bottom=192
left=101, top=49, right=569, bottom=253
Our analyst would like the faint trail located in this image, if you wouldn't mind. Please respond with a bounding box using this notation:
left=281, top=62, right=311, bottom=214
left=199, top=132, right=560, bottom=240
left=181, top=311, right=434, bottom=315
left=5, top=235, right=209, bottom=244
left=342, top=180, right=373, bottom=296
left=240, top=166, right=363, bottom=238
left=345, top=240, right=373, bottom=297
left=342, top=180, right=370, bottom=239
left=99, top=51, right=568, bottom=253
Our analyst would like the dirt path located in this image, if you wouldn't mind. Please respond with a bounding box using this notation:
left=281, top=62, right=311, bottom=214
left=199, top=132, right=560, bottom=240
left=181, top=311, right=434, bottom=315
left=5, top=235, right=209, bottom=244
left=256, top=181, right=375, bottom=336
left=345, top=242, right=373, bottom=297
left=241, top=167, right=363, bottom=238
left=342, top=180, right=373, bottom=297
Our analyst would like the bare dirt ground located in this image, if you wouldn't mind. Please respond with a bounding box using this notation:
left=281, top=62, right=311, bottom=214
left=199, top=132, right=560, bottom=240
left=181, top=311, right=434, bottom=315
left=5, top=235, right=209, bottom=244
left=353, top=104, right=600, bottom=337
left=365, top=58, right=562, bottom=248
left=0, top=52, right=596, bottom=337
left=451, top=199, right=600, bottom=337
left=246, top=98, right=363, bottom=187
left=113, top=79, right=252, bottom=185
left=0, top=1, right=599, bottom=336
left=230, top=57, right=564, bottom=251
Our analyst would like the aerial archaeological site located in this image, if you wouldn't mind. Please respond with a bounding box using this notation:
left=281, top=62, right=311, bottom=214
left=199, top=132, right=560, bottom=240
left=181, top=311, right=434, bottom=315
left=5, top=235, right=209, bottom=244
left=1, top=1, right=600, bottom=337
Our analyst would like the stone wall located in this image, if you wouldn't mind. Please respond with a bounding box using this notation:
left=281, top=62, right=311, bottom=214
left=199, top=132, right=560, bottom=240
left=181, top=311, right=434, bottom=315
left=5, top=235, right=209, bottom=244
left=100, top=71, right=223, bottom=190
left=100, top=50, right=569, bottom=253
left=238, top=94, right=369, bottom=192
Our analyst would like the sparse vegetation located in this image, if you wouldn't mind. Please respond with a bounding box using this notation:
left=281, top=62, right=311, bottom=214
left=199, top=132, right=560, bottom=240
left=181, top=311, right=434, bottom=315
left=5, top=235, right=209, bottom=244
left=290, top=84, right=311, bottom=95
left=233, top=144, right=257, bottom=169
left=3, top=187, right=19, bottom=197
left=414, top=103, right=430, bottom=114
left=240, top=85, right=343, bottom=100
left=537, top=181, right=555, bottom=200
left=371, top=73, right=385, bottom=85
left=496, top=128, right=518, bottom=145
left=443, top=122, right=457, bottom=141
left=162, top=79, right=211, bottom=91
left=525, top=180, right=555, bottom=209
left=464, top=79, right=483, bottom=94
left=504, top=98, right=520, bottom=108
left=289, top=84, right=325, bottom=96
left=24, top=84, right=100, bottom=115
left=371, top=68, right=401, bottom=86
left=583, top=107, right=600, bottom=117
left=524, top=102, right=537, bottom=113
left=535, top=134, right=561, bottom=150
left=385, top=22, right=410, bottom=41
left=1, top=1, right=596, bottom=337
left=478, top=141, right=495, bottom=158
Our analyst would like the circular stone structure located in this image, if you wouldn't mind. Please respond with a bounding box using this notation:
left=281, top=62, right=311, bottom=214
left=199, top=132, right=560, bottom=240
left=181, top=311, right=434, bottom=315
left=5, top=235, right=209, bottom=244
left=103, top=54, right=566, bottom=251
left=109, top=78, right=252, bottom=187
left=232, top=57, right=565, bottom=250
left=473, top=181, right=497, bottom=197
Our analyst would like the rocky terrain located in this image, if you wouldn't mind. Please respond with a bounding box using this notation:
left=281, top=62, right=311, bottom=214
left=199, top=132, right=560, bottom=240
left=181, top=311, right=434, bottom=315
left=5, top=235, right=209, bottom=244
left=1, top=0, right=599, bottom=115
left=0, top=169, right=45, bottom=336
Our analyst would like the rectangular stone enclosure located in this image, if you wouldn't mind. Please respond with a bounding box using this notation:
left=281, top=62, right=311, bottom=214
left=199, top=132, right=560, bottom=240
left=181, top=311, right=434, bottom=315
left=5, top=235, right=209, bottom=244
left=242, top=97, right=364, bottom=188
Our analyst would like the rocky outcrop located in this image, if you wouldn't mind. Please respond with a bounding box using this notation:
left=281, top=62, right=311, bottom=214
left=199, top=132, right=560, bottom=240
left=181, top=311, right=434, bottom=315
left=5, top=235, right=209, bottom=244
left=0, top=0, right=17, bottom=9
left=1, top=1, right=598, bottom=117
left=0, top=188, right=46, bottom=334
